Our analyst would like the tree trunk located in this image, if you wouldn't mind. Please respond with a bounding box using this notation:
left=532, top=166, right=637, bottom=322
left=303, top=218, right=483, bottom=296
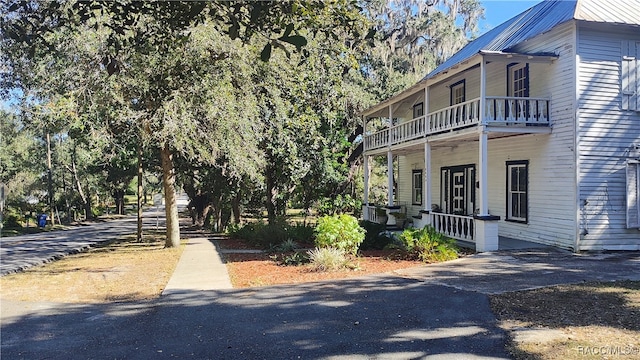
left=46, top=132, right=55, bottom=225
left=265, top=172, right=277, bottom=224
left=70, top=144, right=92, bottom=220
left=231, top=192, right=241, bottom=224
left=113, top=190, right=125, bottom=215
left=137, top=141, right=143, bottom=242
left=161, top=144, right=180, bottom=248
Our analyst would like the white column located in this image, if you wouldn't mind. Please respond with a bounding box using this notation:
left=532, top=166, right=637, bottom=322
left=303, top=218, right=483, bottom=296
left=424, top=141, right=431, bottom=212
left=387, top=151, right=394, bottom=206
left=478, top=56, right=489, bottom=216
left=387, top=105, right=394, bottom=207
left=479, top=56, right=486, bottom=125
left=478, top=129, right=489, bottom=216
left=363, top=155, right=369, bottom=205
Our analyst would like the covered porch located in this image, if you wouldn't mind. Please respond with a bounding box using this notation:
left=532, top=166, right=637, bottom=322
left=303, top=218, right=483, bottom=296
left=361, top=51, right=556, bottom=252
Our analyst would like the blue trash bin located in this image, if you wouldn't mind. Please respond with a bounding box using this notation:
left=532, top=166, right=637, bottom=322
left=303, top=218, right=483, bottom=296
left=38, top=214, right=47, bottom=227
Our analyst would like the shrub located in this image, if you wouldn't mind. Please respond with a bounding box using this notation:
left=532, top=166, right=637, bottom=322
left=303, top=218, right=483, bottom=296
left=287, top=222, right=315, bottom=244
left=314, top=214, right=365, bottom=255
left=359, top=220, right=394, bottom=250
left=398, top=226, right=459, bottom=263
left=227, top=220, right=288, bottom=249
left=274, top=239, right=298, bottom=253
left=271, top=251, right=310, bottom=266
left=307, top=247, right=350, bottom=271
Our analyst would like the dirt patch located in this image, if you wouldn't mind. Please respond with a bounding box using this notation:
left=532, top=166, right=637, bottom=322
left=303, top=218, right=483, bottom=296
left=490, top=281, right=640, bottom=359
left=0, top=232, right=184, bottom=303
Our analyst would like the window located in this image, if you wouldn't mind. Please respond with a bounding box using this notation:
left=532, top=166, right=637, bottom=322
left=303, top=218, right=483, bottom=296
left=450, top=80, right=466, bottom=122
left=621, top=41, right=639, bottom=111
left=506, top=160, right=528, bottom=222
left=450, top=80, right=466, bottom=105
left=508, top=63, right=529, bottom=98
left=413, top=102, right=424, bottom=119
left=412, top=170, right=423, bottom=205
left=627, top=161, right=640, bottom=228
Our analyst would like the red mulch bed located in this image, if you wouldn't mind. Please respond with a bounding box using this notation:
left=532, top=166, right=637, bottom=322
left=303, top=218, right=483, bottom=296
left=217, top=237, right=426, bottom=288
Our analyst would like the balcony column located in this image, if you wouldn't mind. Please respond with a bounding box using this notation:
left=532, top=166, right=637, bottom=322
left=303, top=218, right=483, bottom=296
left=424, top=85, right=430, bottom=131
left=480, top=56, right=486, bottom=125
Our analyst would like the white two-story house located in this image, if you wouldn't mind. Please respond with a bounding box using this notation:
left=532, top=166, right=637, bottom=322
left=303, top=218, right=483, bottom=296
left=361, top=0, right=640, bottom=252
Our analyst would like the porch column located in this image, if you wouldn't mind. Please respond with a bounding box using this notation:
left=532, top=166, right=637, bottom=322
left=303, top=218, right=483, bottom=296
left=363, top=155, right=369, bottom=205
left=387, top=151, right=393, bottom=206
left=424, top=141, right=431, bottom=212
left=387, top=105, right=394, bottom=207
left=476, top=57, right=500, bottom=252
left=478, top=129, right=489, bottom=216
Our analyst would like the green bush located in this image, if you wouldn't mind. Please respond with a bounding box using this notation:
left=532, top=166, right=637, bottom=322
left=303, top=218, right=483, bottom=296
left=227, top=220, right=288, bottom=249
left=228, top=220, right=315, bottom=250
left=359, top=220, right=394, bottom=250
left=277, top=251, right=310, bottom=266
left=314, top=214, right=365, bottom=255
left=2, top=213, right=23, bottom=229
left=274, top=239, right=298, bottom=253
left=398, top=226, right=459, bottom=263
left=287, top=222, right=315, bottom=244
left=307, top=247, right=350, bottom=271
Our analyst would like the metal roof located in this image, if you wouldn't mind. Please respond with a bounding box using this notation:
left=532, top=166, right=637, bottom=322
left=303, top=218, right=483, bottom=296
left=575, top=0, right=640, bottom=25
left=425, top=0, right=575, bottom=80
left=425, top=0, right=640, bottom=81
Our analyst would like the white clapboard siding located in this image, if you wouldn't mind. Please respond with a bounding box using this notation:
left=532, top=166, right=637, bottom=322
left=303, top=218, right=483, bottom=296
left=577, top=25, right=640, bottom=250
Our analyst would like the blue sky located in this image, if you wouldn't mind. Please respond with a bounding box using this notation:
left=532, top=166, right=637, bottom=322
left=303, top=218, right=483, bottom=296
left=479, top=0, right=541, bottom=33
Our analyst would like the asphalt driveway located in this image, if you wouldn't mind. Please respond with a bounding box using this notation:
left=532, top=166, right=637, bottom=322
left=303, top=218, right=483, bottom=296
left=1, top=275, right=509, bottom=359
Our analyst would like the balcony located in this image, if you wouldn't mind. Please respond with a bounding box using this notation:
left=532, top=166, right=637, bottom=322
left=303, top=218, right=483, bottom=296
left=364, top=96, right=550, bottom=151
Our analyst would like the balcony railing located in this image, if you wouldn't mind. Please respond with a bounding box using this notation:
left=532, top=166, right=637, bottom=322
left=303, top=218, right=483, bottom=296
left=364, top=96, right=550, bottom=151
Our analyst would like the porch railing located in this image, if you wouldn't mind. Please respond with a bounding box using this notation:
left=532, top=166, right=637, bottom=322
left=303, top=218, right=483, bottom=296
left=431, top=213, right=475, bottom=242
left=364, top=205, right=380, bottom=223
left=364, top=96, right=550, bottom=151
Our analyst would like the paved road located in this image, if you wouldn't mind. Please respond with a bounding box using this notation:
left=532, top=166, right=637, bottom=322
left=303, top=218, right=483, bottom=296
left=0, top=207, right=168, bottom=276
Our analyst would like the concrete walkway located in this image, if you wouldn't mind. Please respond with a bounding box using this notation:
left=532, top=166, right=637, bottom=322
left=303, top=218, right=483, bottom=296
left=162, top=236, right=233, bottom=295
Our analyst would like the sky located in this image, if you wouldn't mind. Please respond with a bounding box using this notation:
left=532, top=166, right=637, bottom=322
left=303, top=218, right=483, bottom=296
left=479, top=0, right=541, bottom=34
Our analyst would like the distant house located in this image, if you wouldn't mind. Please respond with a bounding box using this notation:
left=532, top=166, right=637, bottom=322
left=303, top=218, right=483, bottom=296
left=360, top=0, right=640, bottom=252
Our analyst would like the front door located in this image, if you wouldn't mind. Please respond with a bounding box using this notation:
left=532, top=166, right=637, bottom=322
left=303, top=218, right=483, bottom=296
left=441, top=164, right=475, bottom=215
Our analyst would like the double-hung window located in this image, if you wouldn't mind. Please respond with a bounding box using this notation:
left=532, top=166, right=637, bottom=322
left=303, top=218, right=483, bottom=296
left=413, top=102, right=424, bottom=119
left=506, top=160, right=528, bottom=222
left=412, top=170, right=423, bottom=205
left=450, top=80, right=466, bottom=122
